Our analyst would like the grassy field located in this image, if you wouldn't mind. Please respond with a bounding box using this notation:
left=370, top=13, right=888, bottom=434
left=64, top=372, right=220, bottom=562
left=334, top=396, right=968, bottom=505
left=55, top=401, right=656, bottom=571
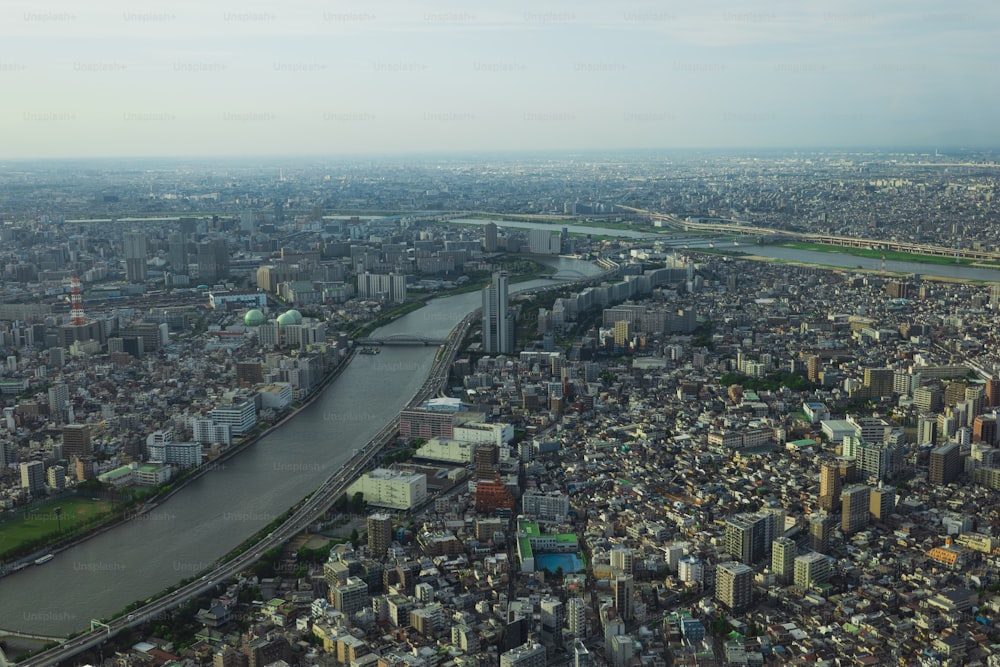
left=0, top=496, right=115, bottom=560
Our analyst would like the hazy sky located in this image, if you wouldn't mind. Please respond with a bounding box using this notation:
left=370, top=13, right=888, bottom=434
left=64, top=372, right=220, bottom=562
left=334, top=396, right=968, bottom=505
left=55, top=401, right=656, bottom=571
left=1, top=0, right=997, bottom=158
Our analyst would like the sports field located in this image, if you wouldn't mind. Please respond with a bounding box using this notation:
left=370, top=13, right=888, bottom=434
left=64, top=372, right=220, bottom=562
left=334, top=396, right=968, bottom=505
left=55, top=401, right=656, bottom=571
left=0, top=496, right=114, bottom=560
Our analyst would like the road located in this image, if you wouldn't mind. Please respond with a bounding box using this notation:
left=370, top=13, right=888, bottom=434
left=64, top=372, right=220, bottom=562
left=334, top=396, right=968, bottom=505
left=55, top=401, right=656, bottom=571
left=625, top=207, right=1000, bottom=263
left=12, top=278, right=597, bottom=667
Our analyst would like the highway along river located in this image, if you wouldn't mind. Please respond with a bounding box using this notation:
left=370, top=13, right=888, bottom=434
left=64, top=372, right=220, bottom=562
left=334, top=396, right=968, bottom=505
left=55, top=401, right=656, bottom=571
left=0, top=257, right=601, bottom=637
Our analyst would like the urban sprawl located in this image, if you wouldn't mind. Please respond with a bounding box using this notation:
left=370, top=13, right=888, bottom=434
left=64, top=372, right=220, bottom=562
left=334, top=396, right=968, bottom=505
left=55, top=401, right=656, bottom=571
left=2, top=150, right=1000, bottom=666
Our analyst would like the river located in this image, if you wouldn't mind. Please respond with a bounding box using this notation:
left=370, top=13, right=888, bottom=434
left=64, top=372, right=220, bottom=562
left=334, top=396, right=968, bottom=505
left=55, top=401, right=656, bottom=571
left=0, top=257, right=602, bottom=637
left=457, top=217, right=1000, bottom=282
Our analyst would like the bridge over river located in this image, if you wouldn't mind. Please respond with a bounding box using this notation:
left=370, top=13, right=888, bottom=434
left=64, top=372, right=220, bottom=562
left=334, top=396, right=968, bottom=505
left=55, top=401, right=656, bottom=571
left=354, top=333, right=447, bottom=346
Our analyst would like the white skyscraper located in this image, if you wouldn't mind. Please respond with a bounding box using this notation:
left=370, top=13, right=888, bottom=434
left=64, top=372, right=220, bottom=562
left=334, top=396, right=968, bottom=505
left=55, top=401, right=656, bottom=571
left=482, top=271, right=513, bottom=354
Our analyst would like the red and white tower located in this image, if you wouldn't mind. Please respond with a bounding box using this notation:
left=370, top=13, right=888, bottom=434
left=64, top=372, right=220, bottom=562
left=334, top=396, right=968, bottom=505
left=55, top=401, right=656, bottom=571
left=69, top=274, right=86, bottom=326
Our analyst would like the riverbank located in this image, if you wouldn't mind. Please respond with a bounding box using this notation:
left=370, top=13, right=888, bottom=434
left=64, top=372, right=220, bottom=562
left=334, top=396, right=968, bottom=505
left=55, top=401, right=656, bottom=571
left=774, top=240, right=1000, bottom=268
left=0, top=347, right=358, bottom=575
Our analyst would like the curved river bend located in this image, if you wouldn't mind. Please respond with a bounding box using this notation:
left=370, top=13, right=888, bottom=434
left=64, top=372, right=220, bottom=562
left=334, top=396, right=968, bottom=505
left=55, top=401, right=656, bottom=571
left=0, top=257, right=601, bottom=636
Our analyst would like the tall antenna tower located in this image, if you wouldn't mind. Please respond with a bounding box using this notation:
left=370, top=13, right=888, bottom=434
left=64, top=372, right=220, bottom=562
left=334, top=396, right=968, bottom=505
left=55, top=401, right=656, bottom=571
left=70, top=274, right=86, bottom=326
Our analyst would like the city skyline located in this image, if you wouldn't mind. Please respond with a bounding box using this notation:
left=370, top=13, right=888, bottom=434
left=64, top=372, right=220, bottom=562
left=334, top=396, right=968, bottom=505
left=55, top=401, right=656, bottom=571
left=1, top=0, right=998, bottom=159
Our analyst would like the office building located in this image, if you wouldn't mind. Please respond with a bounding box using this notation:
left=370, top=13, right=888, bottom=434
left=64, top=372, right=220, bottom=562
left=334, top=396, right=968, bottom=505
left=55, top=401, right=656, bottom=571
left=715, top=562, right=753, bottom=612
left=346, top=468, right=427, bottom=510
left=20, top=460, right=45, bottom=495
left=367, top=512, right=393, bottom=560
left=123, top=231, right=148, bottom=283
left=209, top=400, right=257, bottom=435
left=793, top=551, right=832, bottom=589
left=482, top=271, right=514, bottom=354
left=842, top=484, right=871, bottom=534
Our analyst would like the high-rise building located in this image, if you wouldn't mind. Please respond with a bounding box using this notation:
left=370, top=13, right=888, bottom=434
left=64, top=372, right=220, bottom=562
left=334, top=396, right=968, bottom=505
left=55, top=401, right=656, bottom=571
left=974, top=415, right=998, bottom=446
left=567, top=597, right=587, bottom=640
left=357, top=272, right=407, bottom=303
left=474, top=442, right=499, bottom=479
left=986, top=378, right=1000, bottom=408
left=484, top=222, right=498, bottom=252
left=869, top=484, right=895, bottom=520
left=367, top=512, right=392, bottom=560
left=330, top=576, right=369, bottom=615
left=819, top=460, right=842, bottom=511
left=540, top=596, right=566, bottom=647
left=771, top=537, right=796, bottom=584
left=613, top=320, right=631, bottom=348
left=62, top=423, right=92, bottom=459
left=914, top=385, right=944, bottom=413
left=856, top=439, right=904, bottom=482
left=528, top=228, right=561, bottom=254
left=610, top=545, right=635, bottom=576
left=929, top=442, right=961, bottom=485
left=20, top=461, right=45, bottom=495
left=168, top=232, right=188, bottom=274
left=806, top=354, right=822, bottom=382
left=47, top=465, right=66, bottom=491
left=808, top=514, right=833, bottom=553
left=793, top=551, right=832, bottom=588
left=123, top=231, right=148, bottom=283
left=724, top=512, right=775, bottom=565
left=48, top=383, right=70, bottom=419
left=917, top=413, right=937, bottom=445
left=197, top=238, right=229, bottom=284
left=841, top=484, right=870, bottom=534
left=612, top=572, right=634, bottom=621
left=863, top=368, right=895, bottom=397
left=715, top=562, right=753, bottom=612
left=572, top=639, right=593, bottom=667
left=483, top=272, right=514, bottom=354
left=945, top=380, right=968, bottom=407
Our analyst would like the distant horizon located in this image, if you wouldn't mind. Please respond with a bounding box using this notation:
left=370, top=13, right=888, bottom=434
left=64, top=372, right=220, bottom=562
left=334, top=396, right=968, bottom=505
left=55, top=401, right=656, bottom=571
left=3, top=144, right=1000, bottom=166
left=2, top=0, right=996, bottom=159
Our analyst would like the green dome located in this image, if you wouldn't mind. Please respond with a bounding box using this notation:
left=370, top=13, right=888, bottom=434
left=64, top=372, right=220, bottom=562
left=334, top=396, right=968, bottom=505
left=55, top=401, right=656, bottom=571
left=276, top=309, right=303, bottom=327
left=244, top=309, right=265, bottom=327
